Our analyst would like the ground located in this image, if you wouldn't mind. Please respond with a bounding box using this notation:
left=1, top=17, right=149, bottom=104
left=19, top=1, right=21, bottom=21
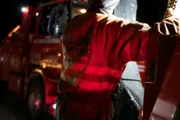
left=0, top=81, right=54, bottom=120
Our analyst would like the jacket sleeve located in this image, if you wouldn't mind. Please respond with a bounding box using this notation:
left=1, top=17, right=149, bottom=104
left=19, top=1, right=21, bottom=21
left=113, top=16, right=180, bottom=62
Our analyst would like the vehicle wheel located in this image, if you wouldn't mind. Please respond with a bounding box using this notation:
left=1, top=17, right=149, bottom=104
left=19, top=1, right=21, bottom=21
left=26, top=74, right=45, bottom=120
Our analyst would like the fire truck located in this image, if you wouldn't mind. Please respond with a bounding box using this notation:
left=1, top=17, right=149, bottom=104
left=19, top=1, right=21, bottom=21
left=0, top=0, right=88, bottom=118
left=0, top=0, right=180, bottom=119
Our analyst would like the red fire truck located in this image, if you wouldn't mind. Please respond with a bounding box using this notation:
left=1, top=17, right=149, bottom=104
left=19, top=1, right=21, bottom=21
left=0, top=0, right=180, bottom=119
left=0, top=0, right=88, bottom=118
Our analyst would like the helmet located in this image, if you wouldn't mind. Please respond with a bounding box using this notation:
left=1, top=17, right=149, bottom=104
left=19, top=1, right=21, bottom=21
left=88, top=0, right=120, bottom=10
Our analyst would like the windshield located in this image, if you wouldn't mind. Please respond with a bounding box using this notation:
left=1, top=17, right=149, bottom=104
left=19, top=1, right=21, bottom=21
left=38, top=1, right=88, bottom=37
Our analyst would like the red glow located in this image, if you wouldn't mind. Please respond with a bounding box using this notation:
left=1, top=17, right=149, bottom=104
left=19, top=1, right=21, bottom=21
left=35, top=100, right=40, bottom=106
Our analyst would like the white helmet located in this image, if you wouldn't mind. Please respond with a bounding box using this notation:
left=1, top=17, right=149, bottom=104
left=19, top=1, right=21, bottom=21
left=88, top=0, right=120, bottom=10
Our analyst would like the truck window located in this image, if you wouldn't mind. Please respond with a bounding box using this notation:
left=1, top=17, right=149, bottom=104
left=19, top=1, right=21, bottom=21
left=47, top=4, right=68, bottom=37
left=38, top=1, right=88, bottom=37
left=39, top=3, right=68, bottom=37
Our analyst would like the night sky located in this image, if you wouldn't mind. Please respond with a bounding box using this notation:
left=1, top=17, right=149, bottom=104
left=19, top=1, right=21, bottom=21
left=0, top=0, right=168, bottom=40
left=0, top=0, right=39, bottom=40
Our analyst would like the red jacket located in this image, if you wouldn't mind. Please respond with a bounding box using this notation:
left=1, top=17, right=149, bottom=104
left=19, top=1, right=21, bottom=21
left=58, top=12, right=179, bottom=120
left=60, top=12, right=179, bottom=93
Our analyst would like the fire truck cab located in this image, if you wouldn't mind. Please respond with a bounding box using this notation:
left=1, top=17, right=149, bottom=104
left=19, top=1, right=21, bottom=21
left=0, top=0, right=88, bottom=118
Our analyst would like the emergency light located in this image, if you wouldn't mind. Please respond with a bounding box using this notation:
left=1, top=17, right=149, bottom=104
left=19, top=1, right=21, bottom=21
left=21, top=7, right=29, bottom=13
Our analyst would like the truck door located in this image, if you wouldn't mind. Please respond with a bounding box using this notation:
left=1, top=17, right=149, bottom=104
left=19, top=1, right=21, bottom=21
left=30, top=1, right=88, bottom=81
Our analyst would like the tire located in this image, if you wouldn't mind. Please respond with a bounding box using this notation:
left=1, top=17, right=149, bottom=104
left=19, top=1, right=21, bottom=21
left=26, top=73, right=45, bottom=120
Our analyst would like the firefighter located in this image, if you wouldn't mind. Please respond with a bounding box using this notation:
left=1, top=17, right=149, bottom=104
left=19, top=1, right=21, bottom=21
left=55, top=0, right=180, bottom=120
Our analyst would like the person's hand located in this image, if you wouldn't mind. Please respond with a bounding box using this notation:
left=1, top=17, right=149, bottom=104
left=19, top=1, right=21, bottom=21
left=165, top=8, right=180, bottom=35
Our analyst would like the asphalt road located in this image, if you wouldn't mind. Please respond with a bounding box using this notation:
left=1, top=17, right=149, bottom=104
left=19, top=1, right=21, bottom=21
left=0, top=81, right=54, bottom=120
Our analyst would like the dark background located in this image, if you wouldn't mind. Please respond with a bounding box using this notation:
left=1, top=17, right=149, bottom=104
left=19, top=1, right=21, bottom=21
left=0, top=0, right=39, bottom=40
left=0, top=0, right=168, bottom=40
